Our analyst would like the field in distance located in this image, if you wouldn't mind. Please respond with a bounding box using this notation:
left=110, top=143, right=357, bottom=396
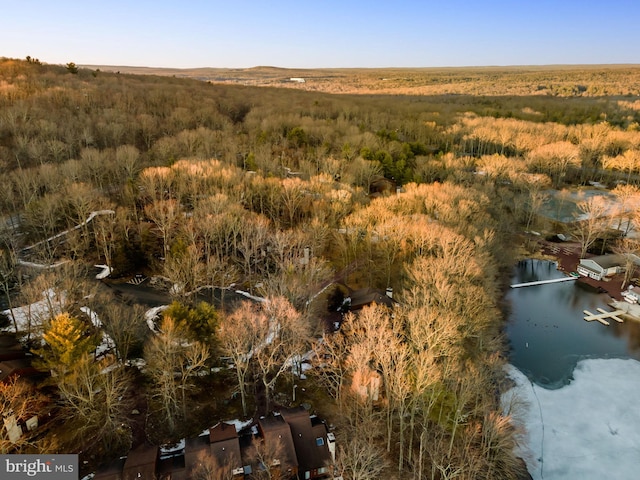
left=82, top=63, right=640, bottom=96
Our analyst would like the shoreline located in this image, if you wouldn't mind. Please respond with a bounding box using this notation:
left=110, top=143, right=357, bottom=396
left=609, top=299, right=640, bottom=322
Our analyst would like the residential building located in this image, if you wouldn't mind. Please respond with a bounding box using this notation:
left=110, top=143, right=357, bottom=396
left=280, top=407, right=334, bottom=479
left=577, top=254, right=627, bottom=280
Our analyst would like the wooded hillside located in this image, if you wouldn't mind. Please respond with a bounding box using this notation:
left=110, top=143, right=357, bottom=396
left=1, top=57, right=639, bottom=479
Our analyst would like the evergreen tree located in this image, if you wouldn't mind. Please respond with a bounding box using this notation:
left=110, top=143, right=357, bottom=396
left=33, top=312, right=99, bottom=378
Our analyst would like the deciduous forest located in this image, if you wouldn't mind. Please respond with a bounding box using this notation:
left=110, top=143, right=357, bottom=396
left=1, top=57, right=640, bottom=479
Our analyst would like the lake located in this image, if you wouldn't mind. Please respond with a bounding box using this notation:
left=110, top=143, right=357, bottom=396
left=505, top=259, right=640, bottom=388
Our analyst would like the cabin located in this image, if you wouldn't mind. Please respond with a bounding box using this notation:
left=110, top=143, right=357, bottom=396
left=122, top=443, right=160, bottom=480
left=208, top=422, right=246, bottom=477
left=347, top=287, right=396, bottom=312
left=577, top=254, right=627, bottom=281
left=280, top=407, right=334, bottom=479
left=257, top=415, right=299, bottom=478
left=0, top=358, right=40, bottom=383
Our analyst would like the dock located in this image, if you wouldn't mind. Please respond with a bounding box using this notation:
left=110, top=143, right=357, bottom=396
left=583, top=308, right=625, bottom=326
left=510, top=276, right=578, bottom=288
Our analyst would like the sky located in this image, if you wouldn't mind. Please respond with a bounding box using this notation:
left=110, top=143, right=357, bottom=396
left=1, top=0, right=639, bottom=69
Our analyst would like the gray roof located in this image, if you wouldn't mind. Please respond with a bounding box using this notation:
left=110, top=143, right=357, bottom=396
left=582, top=254, right=627, bottom=269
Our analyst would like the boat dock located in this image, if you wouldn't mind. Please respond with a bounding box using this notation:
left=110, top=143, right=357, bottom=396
left=510, top=276, right=578, bottom=288
left=583, top=308, right=625, bottom=326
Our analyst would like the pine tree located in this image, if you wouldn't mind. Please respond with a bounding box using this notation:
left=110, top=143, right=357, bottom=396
left=33, top=312, right=99, bottom=378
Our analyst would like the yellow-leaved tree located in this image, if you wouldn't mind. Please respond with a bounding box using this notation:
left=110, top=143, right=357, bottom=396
left=33, top=312, right=99, bottom=379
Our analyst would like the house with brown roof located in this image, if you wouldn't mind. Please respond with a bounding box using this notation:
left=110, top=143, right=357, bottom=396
left=347, top=287, right=396, bottom=312
left=208, top=422, right=246, bottom=477
left=256, top=414, right=299, bottom=478
left=0, top=358, right=40, bottom=383
left=93, top=412, right=336, bottom=480
left=280, top=407, right=334, bottom=479
left=122, top=443, right=159, bottom=480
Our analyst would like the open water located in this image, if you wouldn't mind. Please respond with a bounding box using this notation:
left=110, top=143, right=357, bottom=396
left=505, top=259, right=640, bottom=388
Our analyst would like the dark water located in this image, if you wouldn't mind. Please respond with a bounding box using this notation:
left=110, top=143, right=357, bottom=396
left=506, top=259, right=640, bottom=388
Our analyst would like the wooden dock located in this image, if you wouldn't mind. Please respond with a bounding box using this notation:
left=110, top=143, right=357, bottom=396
left=510, top=276, right=578, bottom=288
left=583, top=308, right=625, bottom=326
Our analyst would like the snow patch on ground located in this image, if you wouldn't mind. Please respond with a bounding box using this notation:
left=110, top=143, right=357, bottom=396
left=144, top=305, right=169, bottom=333
left=17, top=259, right=69, bottom=269
left=94, top=264, right=113, bottom=279
left=235, top=290, right=267, bottom=303
left=1, top=289, right=66, bottom=334
left=80, top=306, right=116, bottom=359
left=502, top=359, right=640, bottom=480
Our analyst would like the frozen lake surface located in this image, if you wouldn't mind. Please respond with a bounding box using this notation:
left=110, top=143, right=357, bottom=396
left=505, top=259, right=640, bottom=479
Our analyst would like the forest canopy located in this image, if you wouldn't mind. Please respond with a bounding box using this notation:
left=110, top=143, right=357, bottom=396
left=1, top=57, right=640, bottom=479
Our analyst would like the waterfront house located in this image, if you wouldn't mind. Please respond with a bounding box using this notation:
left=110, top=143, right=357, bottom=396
left=622, top=286, right=640, bottom=304
left=577, top=254, right=627, bottom=280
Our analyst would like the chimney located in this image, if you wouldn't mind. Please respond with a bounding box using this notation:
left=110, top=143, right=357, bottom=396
left=326, top=432, right=336, bottom=463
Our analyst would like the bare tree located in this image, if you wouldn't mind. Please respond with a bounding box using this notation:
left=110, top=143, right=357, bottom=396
left=525, top=189, right=549, bottom=232
left=0, top=228, right=20, bottom=332
left=335, top=434, right=387, bottom=480
left=611, top=184, right=640, bottom=235
left=163, top=241, right=206, bottom=303
left=144, top=199, right=181, bottom=259
left=0, top=376, right=51, bottom=453
left=236, top=214, right=271, bottom=279
left=614, top=237, right=640, bottom=289
left=248, top=435, right=285, bottom=480
left=89, top=294, right=148, bottom=362
left=573, top=196, right=610, bottom=258
left=144, top=316, right=209, bottom=434
left=57, top=355, right=132, bottom=455
left=218, top=301, right=258, bottom=417
left=189, top=450, right=237, bottom=480
left=253, top=297, right=310, bottom=412
left=93, top=212, right=117, bottom=274
left=312, top=331, right=351, bottom=406
left=279, top=177, right=309, bottom=228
